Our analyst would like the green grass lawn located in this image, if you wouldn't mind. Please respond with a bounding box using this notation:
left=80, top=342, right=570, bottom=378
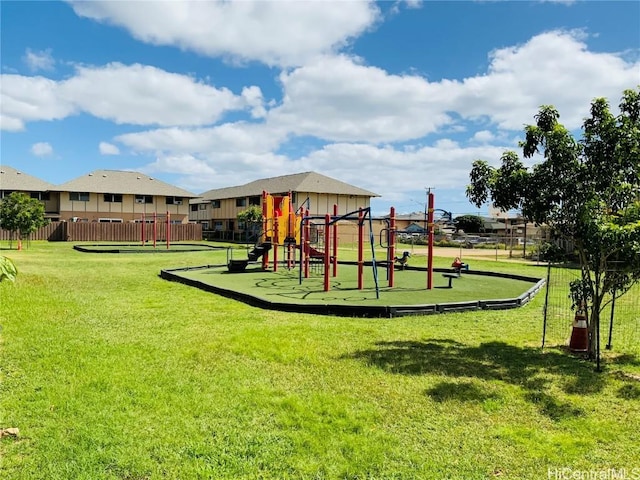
left=1, top=242, right=639, bottom=479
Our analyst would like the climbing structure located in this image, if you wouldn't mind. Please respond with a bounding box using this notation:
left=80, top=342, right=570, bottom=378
left=259, top=191, right=302, bottom=270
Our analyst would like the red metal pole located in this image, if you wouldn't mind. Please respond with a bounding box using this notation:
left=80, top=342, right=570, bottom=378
left=141, top=212, right=145, bottom=246
left=324, top=213, right=331, bottom=291
left=153, top=212, right=157, bottom=249
left=389, top=206, right=395, bottom=288
left=332, top=204, right=338, bottom=277
left=358, top=208, right=364, bottom=290
left=427, top=192, right=435, bottom=290
left=304, top=209, right=310, bottom=278
left=166, top=211, right=170, bottom=249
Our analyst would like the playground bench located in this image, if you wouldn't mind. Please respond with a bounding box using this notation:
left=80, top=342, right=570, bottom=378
left=442, top=272, right=460, bottom=288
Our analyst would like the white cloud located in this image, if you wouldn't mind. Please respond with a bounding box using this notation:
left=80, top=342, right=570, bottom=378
left=0, top=75, right=76, bottom=131
left=449, top=30, right=640, bottom=130
left=23, top=48, right=55, bottom=72
left=69, top=0, right=380, bottom=67
left=241, top=86, right=267, bottom=119
left=31, top=142, right=53, bottom=156
left=292, top=142, right=507, bottom=197
left=1, top=63, right=261, bottom=130
left=268, top=54, right=453, bottom=143
left=141, top=139, right=508, bottom=203
left=141, top=151, right=293, bottom=194
left=264, top=31, right=639, bottom=144
left=60, top=63, right=246, bottom=126
left=142, top=154, right=217, bottom=177
left=472, top=130, right=495, bottom=143
left=99, top=142, right=120, bottom=155
left=115, top=122, right=285, bottom=155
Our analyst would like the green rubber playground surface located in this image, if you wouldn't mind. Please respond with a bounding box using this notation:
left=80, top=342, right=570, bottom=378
left=171, top=263, right=541, bottom=307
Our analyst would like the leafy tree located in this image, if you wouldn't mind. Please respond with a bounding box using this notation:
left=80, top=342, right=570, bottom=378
left=237, top=205, right=263, bottom=241
left=466, top=88, right=640, bottom=361
left=0, top=192, right=49, bottom=248
left=0, top=256, right=18, bottom=282
left=453, top=214, right=484, bottom=234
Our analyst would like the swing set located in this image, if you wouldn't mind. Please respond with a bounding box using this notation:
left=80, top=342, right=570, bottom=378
left=139, top=211, right=172, bottom=249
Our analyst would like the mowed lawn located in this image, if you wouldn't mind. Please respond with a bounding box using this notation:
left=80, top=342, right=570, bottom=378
left=1, top=242, right=639, bottom=479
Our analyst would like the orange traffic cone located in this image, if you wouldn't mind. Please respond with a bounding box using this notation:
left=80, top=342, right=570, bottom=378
left=569, top=312, right=589, bottom=352
left=17, top=239, right=22, bottom=251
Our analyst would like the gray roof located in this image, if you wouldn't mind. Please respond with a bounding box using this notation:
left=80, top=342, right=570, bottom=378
left=0, top=165, right=57, bottom=192
left=57, top=170, right=197, bottom=197
left=197, top=171, right=379, bottom=202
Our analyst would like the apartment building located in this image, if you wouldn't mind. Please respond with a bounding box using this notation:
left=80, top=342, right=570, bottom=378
left=1, top=166, right=197, bottom=224
left=190, top=171, right=379, bottom=237
left=0, top=165, right=60, bottom=220
left=57, top=170, right=197, bottom=223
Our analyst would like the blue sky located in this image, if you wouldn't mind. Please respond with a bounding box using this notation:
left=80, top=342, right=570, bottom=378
left=1, top=1, right=639, bottom=217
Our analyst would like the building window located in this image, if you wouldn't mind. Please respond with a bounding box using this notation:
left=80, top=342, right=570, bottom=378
left=103, top=193, right=123, bottom=203
left=236, top=198, right=246, bottom=207
left=201, top=221, right=209, bottom=230
left=98, top=218, right=123, bottom=223
left=30, top=192, right=51, bottom=201
left=190, top=204, right=198, bottom=212
left=249, top=196, right=261, bottom=206
left=166, top=196, right=183, bottom=205
left=211, top=200, right=221, bottom=209
left=214, top=221, right=224, bottom=231
left=135, top=195, right=153, bottom=204
left=70, top=192, right=90, bottom=202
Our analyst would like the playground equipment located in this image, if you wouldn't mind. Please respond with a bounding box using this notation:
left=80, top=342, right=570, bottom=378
left=140, top=212, right=171, bottom=249
left=227, top=191, right=297, bottom=272
left=298, top=204, right=380, bottom=298
left=228, top=190, right=439, bottom=296
left=394, top=251, right=411, bottom=269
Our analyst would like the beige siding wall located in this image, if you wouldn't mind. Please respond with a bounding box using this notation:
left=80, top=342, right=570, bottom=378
left=192, top=192, right=373, bottom=229
left=189, top=204, right=211, bottom=222
left=59, top=193, right=190, bottom=223
left=298, top=193, right=371, bottom=216
left=43, top=193, right=60, bottom=216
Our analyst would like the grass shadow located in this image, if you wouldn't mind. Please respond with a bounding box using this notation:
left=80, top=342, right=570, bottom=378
left=426, top=381, right=500, bottom=403
left=344, top=339, right=610, bottom=421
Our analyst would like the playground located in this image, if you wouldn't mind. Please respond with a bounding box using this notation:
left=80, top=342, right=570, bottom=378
left=163, top=262, right=543, bottom=317
left=161, top=191, right=544, bottom=316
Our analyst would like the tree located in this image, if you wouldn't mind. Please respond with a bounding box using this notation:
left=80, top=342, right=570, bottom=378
left=237, top=205, right=263, bottom=241
left=0, top=256, right=18, bottom=282
left=466, top=88, right=640, bottom=362
left=454, top=214, right=484, bottom=234
left=0, top=192, right=49, bottom=249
